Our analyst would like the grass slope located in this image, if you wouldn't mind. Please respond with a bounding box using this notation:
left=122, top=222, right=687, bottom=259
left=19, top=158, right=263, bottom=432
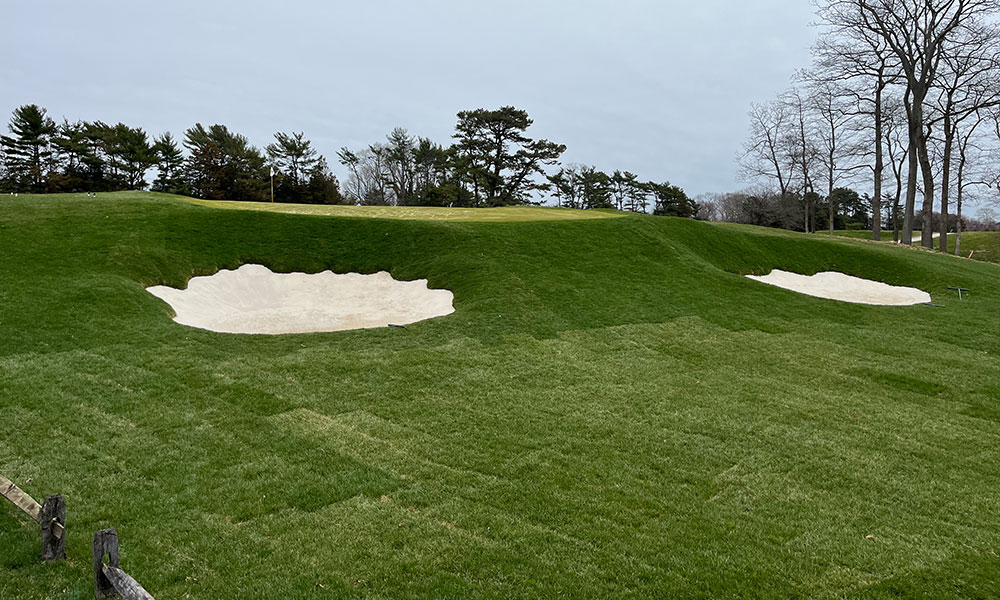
left=2, top=192, right=1000, bottom=599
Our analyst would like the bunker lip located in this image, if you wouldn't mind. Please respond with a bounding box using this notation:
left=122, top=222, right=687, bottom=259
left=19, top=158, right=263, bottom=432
left=146, top=264, right=455, bottom=335
left=746, top=270, right=932, bottom=306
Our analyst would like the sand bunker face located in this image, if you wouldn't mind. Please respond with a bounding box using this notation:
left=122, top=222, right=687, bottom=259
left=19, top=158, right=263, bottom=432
left=147, top=264, right=455, bottom=334
left=746, top=270, right=931, bottom=306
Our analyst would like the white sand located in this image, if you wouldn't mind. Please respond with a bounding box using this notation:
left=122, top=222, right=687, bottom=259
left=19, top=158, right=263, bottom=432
left=147, top=264, right=455, bottom=334
left=746, top=270, right=931, bottom=306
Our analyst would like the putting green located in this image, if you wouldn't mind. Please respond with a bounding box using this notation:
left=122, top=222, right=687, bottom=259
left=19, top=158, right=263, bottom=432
left=185, top=198, right=625, bottom=222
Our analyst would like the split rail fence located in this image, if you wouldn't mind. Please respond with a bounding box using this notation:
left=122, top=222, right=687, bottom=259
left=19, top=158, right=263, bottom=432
left=1, top=473, right=156, bottom=599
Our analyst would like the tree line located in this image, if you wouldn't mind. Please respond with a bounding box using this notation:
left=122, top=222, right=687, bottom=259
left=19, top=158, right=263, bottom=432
left=335, top=106, right=696, bottom=215
left=731, top=0, right=1000, bottom=254
left=0, top=105, right=343, bottom=204
left=0, top=104, right=696, bottom=217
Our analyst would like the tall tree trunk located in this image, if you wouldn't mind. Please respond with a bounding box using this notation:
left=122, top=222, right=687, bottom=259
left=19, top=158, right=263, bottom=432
left=955, top=142, right=966, bottom=257
left=892, top=192, right=901, bottom=242
left=939, top=114, right=954, bottom=253
left=917, top=132, right=936, bottom=249
left=902, top=100, right=919, bottom=245
left=828, top=156, right=836, bottom=236
left=872, top=82, right=884, bottom=241
left=903, top=133, right=918, bottom=245
left=954, top=186, right=963, bottom=256
left=806, top=195, right=816, bottom=233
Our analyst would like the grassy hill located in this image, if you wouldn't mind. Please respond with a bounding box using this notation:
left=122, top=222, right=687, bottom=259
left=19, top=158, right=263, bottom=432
left=2, top=192, right=999, bottom=599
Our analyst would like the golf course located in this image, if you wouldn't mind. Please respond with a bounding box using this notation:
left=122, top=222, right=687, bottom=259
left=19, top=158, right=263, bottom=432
left=2, top=192, right=999, bottom=598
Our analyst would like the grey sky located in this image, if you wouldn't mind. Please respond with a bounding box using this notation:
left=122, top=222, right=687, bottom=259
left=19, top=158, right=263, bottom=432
left=2, top=1, right=818, bottom=198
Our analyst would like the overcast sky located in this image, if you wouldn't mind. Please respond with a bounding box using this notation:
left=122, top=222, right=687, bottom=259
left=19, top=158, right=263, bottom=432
left=1, top=0, right=819, bottom=198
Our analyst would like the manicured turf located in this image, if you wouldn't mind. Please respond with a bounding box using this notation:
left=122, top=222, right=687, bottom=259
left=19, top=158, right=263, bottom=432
left=2, top=192, right=1000, bottom=599
left=184, top=198, right=624, bottom=222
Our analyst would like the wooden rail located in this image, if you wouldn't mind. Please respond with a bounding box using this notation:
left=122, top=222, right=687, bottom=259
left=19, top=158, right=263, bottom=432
left=1, top=474, right=66, bottom=560
left=1, top=474, right=42, bottom=521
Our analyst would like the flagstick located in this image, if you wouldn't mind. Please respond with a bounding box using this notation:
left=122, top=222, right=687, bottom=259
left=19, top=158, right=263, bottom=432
left=270, top=167, right=274, bottom=203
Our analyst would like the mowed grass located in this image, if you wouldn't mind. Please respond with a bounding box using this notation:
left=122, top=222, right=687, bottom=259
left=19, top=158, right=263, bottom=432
left=2, top=192, right=1000, bottom=599
left=835, top=229, right=1000, bottom=265
left=184, top=197, right=624, bottom=222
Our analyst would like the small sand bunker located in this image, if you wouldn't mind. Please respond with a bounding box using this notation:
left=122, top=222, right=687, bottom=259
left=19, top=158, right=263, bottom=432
left=147, top=264, right=455, bottom=334
left=746, top=270, right=931, bottom=306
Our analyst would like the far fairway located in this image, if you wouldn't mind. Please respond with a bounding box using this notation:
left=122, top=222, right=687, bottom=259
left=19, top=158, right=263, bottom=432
left=834, top=229, right=1000, bottom=265
left=185, top=197, right=626, bottom=222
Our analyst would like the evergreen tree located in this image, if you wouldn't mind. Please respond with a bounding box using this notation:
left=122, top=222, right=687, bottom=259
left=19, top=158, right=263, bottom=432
left=82, top=121, right=132, bottom=189
left=108, top=123, right=156, bottom=189
left=546, top=165, right=613, bottom=209
left=1, top=104, right=57, bottom=191
left=184, top=124, right=267, bottom=202
left=609, top=170, right=648, bottom=213
left=453, top=106, right=565, bottom=206
left=186, top=141, right=227, bottom=200
left=0, top=156, right=9, bottom=192
left=578, top=166, right=613, bottom=209
left=49, top=120, right=98, bottom=192
left=547, top=167, right=582, bottom=208
left=384, top=128, right=416, bottom=205
left=650, top=181, right=698, bottom=218
left=152, top=132, right=186, bottom=194
left=302, top=157, right=346, bottom=205
left=266, top=132, right=319, bottom=187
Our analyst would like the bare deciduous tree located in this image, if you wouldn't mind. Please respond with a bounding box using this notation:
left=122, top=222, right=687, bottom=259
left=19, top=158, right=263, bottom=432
left=813, top=12, right=903, bottom=239
left=815, top=0, right=1000, bottom=246
left=739, top=101, right=794, bottom=198
left=929, top=23, right=1000, bottom=249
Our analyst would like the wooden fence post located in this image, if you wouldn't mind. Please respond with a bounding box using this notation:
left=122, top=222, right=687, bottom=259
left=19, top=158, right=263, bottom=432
left=93, top=528, right=120, bottom=599
left=2, top=474, right=65, bottom=561
left=92, top=528, right=155, bottom=600
left=40, top=494, right=66, bottom=561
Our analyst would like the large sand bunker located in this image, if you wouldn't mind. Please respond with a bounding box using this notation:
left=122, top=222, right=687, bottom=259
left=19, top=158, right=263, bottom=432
left=746, top=270, right=931, bottom=306
left=147, top=264, right=455, bottom=334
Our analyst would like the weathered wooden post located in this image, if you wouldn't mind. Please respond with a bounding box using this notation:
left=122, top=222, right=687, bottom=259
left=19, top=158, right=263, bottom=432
left=1, top=474, right=66, bottom=562
left=40, top=494, right=66, bottom=561
left=92, top=528, right=156, bottom=600
left=93, top=528, right=120, bottom=599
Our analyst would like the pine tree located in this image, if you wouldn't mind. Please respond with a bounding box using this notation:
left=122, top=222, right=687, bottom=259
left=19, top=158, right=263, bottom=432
left=152, top=133, right=185, bottom=194
left=453, top=107, right=565, bottom=206
left=650, top=181, right=698, bottom=218
left=266, top=132, right=319, bottom=188
left=0, top=104, right=57, bottom=191
left=184, top=124, right=267, bottom=202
